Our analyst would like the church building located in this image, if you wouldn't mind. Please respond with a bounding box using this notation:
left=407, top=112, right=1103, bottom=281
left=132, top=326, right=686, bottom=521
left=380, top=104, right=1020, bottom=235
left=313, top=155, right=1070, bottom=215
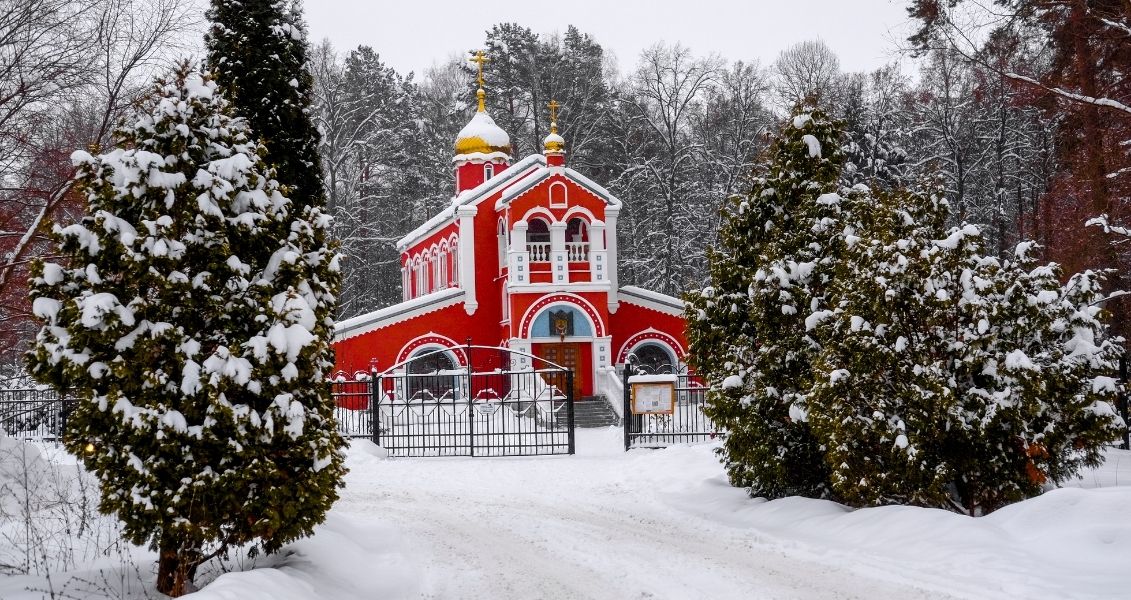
left=332, top=52, right=688, bottom=398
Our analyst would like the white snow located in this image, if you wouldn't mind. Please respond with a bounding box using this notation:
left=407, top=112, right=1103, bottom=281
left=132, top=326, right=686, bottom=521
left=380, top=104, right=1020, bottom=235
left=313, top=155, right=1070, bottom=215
left=454, top=110, right=511, bottom=150
left=4, top=434, right=1131, bottom=600
left=1004, top=349, right=1039, bottom=371
left=628, top=374, right=679, bottom=384
left=721, top=374, right=744, bottom=389
left=801, top=134, right=822, bottom=158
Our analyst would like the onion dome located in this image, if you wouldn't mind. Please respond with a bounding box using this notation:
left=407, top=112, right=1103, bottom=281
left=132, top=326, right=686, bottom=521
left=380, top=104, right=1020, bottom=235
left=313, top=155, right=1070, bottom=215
left=454, top=51, right=512, bottom=159
left=454, top=95, right=512, bottom=157
left=543, top=124, right=565, bottom=155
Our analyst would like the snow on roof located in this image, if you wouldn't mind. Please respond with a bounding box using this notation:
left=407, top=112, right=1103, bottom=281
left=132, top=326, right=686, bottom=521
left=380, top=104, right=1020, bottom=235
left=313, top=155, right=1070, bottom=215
left=455, top=111, right=510, bottom=148
left=334, top=288, right=465, bottom=342
left=495, top=165, right=624, bottom=211
left=619, top=285, right=685, bottom=315
left=396, top=154, right=546, bottom=251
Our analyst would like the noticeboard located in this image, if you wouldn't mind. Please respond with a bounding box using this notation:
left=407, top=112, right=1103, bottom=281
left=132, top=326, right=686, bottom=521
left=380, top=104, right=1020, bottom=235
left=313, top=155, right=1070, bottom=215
left=630, top=381, right=675, bottom=415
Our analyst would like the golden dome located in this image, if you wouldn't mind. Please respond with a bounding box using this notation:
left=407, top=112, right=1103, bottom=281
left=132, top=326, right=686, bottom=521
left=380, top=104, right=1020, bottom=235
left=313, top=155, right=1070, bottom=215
left=543, top=123, right=565, bottom=155
left=454, top=108, right=512, bottom=157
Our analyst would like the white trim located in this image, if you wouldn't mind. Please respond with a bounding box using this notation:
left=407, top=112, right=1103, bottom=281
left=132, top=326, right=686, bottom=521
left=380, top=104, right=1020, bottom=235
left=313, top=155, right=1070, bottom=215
left=451, top=151, right=511, bottom=164
left=518, top=293, right=605, bottom=338
left=507, top=282, right=613, bottom=293
left=398, top=154, right=545, bottom=250
left=399, top=340, right=463, bottom=368
left=334, top=288, right=466, bottom=342
left=549, top=181, right=567, bottom=207
left=618, top=285, right=685, bottom=315
left=494, top=165, right=624, bottom=210
left=621, top=336, right=679, bottom=365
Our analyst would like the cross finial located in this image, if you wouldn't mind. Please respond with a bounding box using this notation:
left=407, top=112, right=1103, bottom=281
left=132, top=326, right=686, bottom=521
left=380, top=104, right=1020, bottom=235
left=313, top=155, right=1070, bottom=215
left=470, top=50, right=489, bottom=88
left=548, top=99, right=560, bottom=133
left=470, top=50, right=490, bottom=111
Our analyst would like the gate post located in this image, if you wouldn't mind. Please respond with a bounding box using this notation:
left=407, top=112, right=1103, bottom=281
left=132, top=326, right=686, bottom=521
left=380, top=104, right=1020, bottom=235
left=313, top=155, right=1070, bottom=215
left=466, top=339, right=474, bottom=457
left=622, top=361, right=632, bottom=451
left=371, top=371, right=381, bottom=447
left=566, top=370, right=576, bottom=454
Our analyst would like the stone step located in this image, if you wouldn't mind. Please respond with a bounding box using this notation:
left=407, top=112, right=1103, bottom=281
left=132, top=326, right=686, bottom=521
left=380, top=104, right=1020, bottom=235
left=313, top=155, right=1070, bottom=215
left=569, top=395, right=621, bottom=428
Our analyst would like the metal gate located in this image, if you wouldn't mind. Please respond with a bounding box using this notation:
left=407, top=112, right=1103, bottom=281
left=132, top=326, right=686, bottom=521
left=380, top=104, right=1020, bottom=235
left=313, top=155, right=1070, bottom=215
left=0, top=388, right=74, bottom=443
left=622, top=362, right=720, bottom=450
left=347, top=345, right=575, bottom=457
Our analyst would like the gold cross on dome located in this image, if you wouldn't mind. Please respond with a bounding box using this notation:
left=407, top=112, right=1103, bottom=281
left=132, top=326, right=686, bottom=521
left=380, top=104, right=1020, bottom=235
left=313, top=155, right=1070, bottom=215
left=470, top=50, right=489, bottom=88
left=548, top=99, right=560, bottom=122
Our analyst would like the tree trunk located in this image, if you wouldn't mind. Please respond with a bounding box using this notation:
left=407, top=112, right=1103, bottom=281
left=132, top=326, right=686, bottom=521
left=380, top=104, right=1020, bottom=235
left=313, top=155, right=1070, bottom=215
left=156, top=536, right=193, bottom=597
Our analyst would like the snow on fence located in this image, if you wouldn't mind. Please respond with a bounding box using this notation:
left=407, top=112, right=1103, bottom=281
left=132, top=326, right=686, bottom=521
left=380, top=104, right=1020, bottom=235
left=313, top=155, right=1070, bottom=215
left=0, top=389, right=74, bottom=444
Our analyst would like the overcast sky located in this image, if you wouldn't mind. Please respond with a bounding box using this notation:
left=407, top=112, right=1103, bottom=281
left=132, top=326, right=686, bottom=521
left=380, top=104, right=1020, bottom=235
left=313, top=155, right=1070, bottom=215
left=303, top=0, right=916, bottom=77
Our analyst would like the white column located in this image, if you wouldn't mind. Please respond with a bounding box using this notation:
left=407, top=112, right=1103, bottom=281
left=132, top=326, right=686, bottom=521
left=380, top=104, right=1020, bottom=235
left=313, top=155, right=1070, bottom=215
left=605, top=207, right=620, bottom=312
left=589, top=219, right=609, bottom=287
left=458, top=205, right=478, bottom=315
left=508, top=337, right=534, bottom=369
left=508, top=221, right=529, bottom=287
left=550, top=221, right=567, bottom=285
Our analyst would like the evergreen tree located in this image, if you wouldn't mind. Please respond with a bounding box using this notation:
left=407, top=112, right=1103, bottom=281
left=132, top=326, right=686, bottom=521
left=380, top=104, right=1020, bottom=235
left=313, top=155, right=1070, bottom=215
left=948, top=244, right=1124, bottom=514
left=808, top=181, right=1124, bottom=513
left=685, top=105, right=846, bottom=499
left=26, top=66, right=346, bottom=597
left=808, top=183, right=974, bottom=508
left=205, top=0, right=325, bottom=215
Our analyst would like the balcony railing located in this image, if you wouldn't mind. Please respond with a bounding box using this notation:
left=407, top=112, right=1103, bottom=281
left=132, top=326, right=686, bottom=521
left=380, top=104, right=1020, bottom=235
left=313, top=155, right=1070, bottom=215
left=566, top=242, right=589, bottom=262
left=525, top=242, right=590, bottom=263
left=527, top=242, right=551, bottom=262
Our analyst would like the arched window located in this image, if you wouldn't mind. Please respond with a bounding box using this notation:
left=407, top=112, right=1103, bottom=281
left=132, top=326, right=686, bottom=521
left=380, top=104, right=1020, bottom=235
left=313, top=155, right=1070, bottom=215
left=406, top=347, right=459, bottom=400
left=549, top=181, right=567, bottom=207
left=630, top=343, right=676, bottom=374
left=484, top=163, right=494, bottom=180
left=526, top=218, right=552, bottom=262
left=437, top=247, right=448, bottom=290
left=450, top=240, right=459, bottom=287
left=417, top=257, right=428, bottom=296
left=402, top=264, right=410, bottom=301
left=565, top=217, right=588, bottom=242
left=565, top=217, right=589, bottom=261
left=411, top=256, right=423, bottom=298
left=497, top=218, right=508, bottom=270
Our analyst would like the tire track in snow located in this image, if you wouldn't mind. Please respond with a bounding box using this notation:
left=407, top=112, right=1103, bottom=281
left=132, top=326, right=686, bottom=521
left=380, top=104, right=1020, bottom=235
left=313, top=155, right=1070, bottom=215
left=342, top=484, right=968, bottom=600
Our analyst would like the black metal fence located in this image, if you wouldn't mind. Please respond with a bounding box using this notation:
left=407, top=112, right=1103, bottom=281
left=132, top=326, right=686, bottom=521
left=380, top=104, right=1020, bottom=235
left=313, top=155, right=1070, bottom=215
left=0, top=389, right=74, bottom=443
left=622, top=363, right=721, bottom=450
left=366, top=345, right=575, bottom=457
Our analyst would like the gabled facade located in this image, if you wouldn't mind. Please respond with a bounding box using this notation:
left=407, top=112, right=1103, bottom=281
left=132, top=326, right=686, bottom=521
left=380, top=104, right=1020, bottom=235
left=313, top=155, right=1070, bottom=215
left=333, top=64, right=687, bottom=398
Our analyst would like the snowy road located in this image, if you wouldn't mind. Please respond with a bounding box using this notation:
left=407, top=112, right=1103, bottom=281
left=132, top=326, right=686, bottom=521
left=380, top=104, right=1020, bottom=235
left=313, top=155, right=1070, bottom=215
left=336, top=430, right=969, bottom=600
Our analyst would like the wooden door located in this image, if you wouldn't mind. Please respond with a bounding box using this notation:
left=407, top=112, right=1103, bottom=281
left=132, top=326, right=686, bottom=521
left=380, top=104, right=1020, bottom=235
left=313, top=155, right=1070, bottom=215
left=539, top=343, right=584, bottom=399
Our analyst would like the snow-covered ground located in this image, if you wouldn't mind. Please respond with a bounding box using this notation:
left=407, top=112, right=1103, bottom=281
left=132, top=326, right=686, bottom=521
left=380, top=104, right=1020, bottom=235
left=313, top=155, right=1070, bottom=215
left=3, top=430, right=1130, bottom=599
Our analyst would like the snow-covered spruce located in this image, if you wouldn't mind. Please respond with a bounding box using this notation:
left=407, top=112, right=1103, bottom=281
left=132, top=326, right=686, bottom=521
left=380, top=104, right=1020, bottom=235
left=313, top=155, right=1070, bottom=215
left=26, top=65, right=345, bottom=595
left=689, top=105, right=1124, bottom=514
left=686, top=104, right=847, bottom=499
left=206, top=0, right=325, bottom=217
left=808, top=179, right=1123, bottom=514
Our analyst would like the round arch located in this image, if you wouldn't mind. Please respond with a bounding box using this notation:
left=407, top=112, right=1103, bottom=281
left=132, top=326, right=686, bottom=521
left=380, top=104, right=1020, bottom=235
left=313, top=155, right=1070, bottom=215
left=517, top=206, right=557, bottom=226
left=395, top=333, right=468, bottom=366
left=616, top=328, right=685, bottom=364
left=562, top=205, right=598, bottom=222
left=518, top=294, right=605, bottom=339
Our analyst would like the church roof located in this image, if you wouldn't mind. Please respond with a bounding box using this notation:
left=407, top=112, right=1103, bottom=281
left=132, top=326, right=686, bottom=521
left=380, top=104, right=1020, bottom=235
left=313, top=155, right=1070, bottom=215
left=495, top=165, right=622, bottom=210
left=396, top=154, right=546, bottom=251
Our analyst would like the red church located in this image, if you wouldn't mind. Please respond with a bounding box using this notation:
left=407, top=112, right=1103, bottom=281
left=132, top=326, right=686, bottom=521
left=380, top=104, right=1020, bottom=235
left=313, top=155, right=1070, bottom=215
left=332, top=53, right=687, bottom=400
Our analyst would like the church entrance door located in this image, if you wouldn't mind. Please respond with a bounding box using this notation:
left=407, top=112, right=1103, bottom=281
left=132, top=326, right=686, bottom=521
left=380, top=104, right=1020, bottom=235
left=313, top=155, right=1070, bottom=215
left=537, top=343, right=585, bottom=399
